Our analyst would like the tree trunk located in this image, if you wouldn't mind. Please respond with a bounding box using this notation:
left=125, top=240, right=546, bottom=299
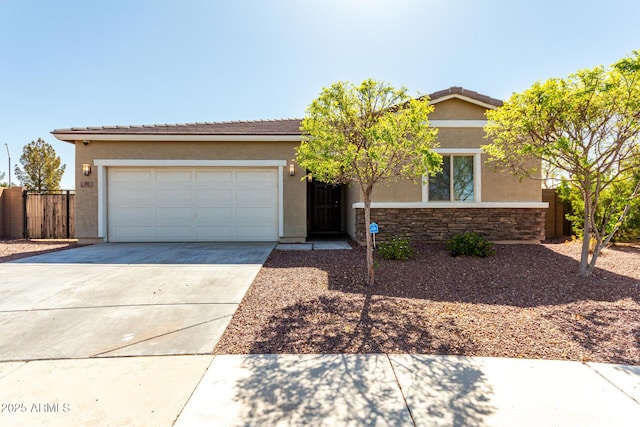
left=588, top=238, right=603, bottom=273
left=363, top=191, right=375, bottom=286
left=579, top=192, right=592, bottom=277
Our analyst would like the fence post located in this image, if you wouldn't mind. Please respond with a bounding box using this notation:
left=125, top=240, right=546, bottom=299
left=22, top=190, right=28, bottom=239
left=66, top=190, right=70, bottom=239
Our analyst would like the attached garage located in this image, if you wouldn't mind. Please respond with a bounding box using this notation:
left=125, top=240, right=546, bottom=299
left=51, top=120, right=306, bottom=244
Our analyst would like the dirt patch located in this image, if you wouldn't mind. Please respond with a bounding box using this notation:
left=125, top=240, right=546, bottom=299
left=0, top=239, right=79, bottom=263
left=215, top=241, right=640, bottom=364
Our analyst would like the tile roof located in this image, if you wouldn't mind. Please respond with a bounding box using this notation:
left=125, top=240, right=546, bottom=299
left=52, top=118, right=303, bottom=136
left=51, top=88, right=502, bottom=139
left=427, top=86, right=503, bottom=107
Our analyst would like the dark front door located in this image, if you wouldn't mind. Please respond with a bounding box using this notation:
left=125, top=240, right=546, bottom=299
left=308, top=180, right=342, bottom=233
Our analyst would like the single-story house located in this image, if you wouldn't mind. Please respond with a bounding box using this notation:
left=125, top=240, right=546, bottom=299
left=52, top=87, right=547, bottom=245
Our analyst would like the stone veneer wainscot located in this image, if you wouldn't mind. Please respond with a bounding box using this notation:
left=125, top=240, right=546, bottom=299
left=354, top=208, right=545, bottom=242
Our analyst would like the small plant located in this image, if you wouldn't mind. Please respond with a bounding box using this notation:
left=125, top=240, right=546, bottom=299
left=446, top=232, right=495, bottom=257
left=378, top=235, right=413, bottom=260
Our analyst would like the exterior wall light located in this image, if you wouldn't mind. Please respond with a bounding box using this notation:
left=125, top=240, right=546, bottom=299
left=289, top=163, right=295, bottom=176
left=82, top=164, right=92, bottom=176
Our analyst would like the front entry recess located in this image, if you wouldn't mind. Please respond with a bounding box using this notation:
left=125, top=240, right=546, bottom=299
left=308, top=179, right=342, bottom=233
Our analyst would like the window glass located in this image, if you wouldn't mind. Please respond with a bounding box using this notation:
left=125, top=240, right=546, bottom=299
left=428, top=155, right=450, bottom=201
left=453, top=156, right=474, bottom=201
left=428, top=155, right=475, bottom=202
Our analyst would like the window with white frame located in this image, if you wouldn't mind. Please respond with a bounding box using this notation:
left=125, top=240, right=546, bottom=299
left=425, top=150, right=482, bottom=202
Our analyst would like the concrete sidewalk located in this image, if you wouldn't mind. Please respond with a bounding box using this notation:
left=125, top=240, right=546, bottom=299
left=276, top=240, right=352, bottom=250
left=1, top=354, right=638, bottom=426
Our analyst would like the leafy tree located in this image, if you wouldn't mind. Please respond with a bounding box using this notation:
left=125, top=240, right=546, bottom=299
left=559, top=152, right=640, bottom=242
left=0, top=171, right=6, bottom=187
left=15, top=138, right=66, bottom=192
left=541, top=160, right=565, bottom=189
left=297, top=79, right=440, bottom=285
left=484, top=52, right=640, bottom=276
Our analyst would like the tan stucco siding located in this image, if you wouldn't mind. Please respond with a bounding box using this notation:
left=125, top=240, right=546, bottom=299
left=344, top=131, right=540, bottom=204
left=343, top=183, right=360, bottom=238
left=75, top=145, right=99, bottom=239
left=80, top=140, right=297, bottom=161
left=344, top=178, right=421, bottom=204
left=283, top=160, right=307, bottom=239
left=371, top=178, right=421, bottom=202
left=481, top=156, right=542, bottom=202
left=345, top=129, right=486, bottom=204
left=75, top=139, right=306, bottom=241
left=364, top=163, right=542, bottom=203
left=429, top=98, right=488, bottom=120
left=436, top=127, right=486, bottom=149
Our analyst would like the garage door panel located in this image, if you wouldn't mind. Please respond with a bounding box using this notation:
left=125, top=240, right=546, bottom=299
left=156, top=188, right=192, bottom=203
left=108, top=167, right=279, bottom=242
left=111, top=189, right=154, bottom=204
left=236, top=188, right=276, bottom=204
left=111, top=171, right=153, bottom=183
left=235, top=226, right=277, bottom=240
left=111, top=226, right=154, bottom=239
left=155, top=206, right=193, bottom=217
left=112, top=207, right=153, bottom=221
left=237, top=207, right=276, bottom=223
left=195, top=207, right=234, bottom=221
left=155, top=207, right=193, bottom=219
left=195, top=171, right=233, bottom=183
left=154, top=226, right=196, bottom=239
left=194, top=226, right=235, bottom=240
left=156, top=170, right=192, bottom=183
left=237, top=170, right=276, bottom=184
left=195, top=188, right=234, bottom=204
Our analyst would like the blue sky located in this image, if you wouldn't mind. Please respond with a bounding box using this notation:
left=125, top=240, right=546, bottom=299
left=1, top=0, right=638, bottom=189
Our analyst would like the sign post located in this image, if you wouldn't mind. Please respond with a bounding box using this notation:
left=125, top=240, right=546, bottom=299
left=369, top=222, right=379, bottom=248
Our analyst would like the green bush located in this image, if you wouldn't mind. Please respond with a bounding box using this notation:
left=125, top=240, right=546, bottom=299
left=559, top=174, right=640, bottom=242
left=378, top=235, right=413, bottom=260
left=446, top=232, right=495, bottom=257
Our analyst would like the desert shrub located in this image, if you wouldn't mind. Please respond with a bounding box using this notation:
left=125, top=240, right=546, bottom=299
left=378, top=235, right=413, bottom=260
left=446, top=232, right=495, bottom=257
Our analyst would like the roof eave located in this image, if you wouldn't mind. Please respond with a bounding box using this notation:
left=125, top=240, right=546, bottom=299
left=51, top=133, right=303, bottom=143
left=428, top=93, right=501, bottom=110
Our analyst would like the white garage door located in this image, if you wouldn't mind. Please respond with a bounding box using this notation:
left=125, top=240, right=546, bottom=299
left=107, top=167, right=279, bottom=242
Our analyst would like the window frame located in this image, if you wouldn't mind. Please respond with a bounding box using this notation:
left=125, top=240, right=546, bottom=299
left=422, top=148, right=483, bottom=203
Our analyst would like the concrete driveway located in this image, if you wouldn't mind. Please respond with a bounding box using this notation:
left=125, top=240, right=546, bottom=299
left=0, top=242, right=274, bottom=361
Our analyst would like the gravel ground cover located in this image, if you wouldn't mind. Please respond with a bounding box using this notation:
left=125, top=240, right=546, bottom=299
left=215, top=241, right=640, bottom=364
left=0, top=239, right=78, bottom=262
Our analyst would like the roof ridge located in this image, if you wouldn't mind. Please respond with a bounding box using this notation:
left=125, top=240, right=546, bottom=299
left=180, top=118, right=301, bottom=126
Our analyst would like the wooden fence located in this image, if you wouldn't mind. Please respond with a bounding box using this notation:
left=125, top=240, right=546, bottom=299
left=24, top=191, right=75, bottom=239
left=542, top=188, right=573, bottom=240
